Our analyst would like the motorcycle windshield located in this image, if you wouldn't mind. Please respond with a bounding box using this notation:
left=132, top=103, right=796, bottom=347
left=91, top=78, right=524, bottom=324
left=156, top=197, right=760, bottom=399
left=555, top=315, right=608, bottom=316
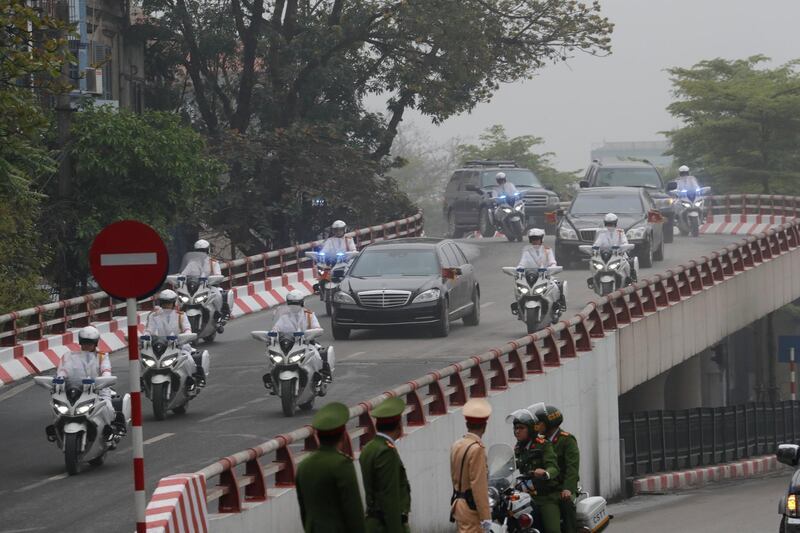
left=487, top=443, right=516, bottom=489
left=180, top=252, right=209, bottom=276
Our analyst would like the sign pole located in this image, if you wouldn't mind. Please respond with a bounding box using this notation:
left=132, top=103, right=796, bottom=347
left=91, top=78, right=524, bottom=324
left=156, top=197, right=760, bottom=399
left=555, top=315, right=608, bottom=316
left=791, top=347, right=796, bottom=402
left=128, top=298, right=146, bottom=533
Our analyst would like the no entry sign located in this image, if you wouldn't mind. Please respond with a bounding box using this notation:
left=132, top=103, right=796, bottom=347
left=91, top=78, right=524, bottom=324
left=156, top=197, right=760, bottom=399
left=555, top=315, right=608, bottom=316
left=89, top=220, right=169, bottom=300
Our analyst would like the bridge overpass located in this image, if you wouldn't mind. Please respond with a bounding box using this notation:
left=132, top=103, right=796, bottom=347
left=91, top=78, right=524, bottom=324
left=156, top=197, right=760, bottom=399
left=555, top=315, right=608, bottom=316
left=0, top=195, right=797, bottom=532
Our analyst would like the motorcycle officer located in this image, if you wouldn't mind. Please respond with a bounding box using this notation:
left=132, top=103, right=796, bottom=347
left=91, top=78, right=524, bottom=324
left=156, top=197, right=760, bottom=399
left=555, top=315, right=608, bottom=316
left=531, top=404, right=580, bottom=533
left=505, top=408, right=560, bottom=533
left=321, top=220, right=357, bottom=256
left=675, top=165, right=700, bottom=191
left=181, top=239, right=232, bottom=320
left=270, top=290, right=333, bottom=383
left=593, top=213, right=637, bottom=282
left=493, top=172, right=519, bottom=199
left=516, top=228, right=566, bottom=314
left=55, top=326, right=126, bottom=439
left=145, top=290, right=207, bottom=387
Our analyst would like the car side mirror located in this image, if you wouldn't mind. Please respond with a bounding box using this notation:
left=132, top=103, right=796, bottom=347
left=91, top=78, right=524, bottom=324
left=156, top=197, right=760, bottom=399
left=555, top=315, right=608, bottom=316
left=579, top=180, right=589, bottom=189
left=442, top=267, right=462, bottom=280
left=666, top=181, right=678, bottom=192
left=777, top=444, right=800, bottom=467
left=647, top=210, right=664, bottom=224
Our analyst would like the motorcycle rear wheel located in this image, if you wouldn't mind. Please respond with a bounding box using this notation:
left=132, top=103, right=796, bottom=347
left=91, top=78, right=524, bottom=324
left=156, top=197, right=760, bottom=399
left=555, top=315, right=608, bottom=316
left=152, top=382, right=168, bottom=421
left=280, top=379, right=297, bottom=417
left=64, top=433, right=81, bottom=475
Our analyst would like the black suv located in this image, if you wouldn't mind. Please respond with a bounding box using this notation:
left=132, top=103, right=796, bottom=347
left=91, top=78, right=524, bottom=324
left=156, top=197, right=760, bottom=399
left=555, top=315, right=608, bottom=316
left=555, top=187, right=665, bottom=268
left=443, top=160, right=560, bottom=237
left=330, top=238, right=480, bottom=339
left=580, top=160, right=675, bottom=242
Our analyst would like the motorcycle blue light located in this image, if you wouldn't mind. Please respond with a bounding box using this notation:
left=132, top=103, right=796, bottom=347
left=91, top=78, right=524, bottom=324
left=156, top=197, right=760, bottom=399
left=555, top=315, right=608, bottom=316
left=167, top=335, right=177, bottom=341
left=268, top=331, right=278, bottom=337
left=293, top=331, right=304, bottom=337
left=82, top=378, right=94, bottom=385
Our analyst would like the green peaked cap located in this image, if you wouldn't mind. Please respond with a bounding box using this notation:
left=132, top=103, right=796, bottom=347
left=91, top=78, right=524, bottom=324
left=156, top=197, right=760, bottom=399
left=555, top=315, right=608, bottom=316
left=371, top=397, right=405, bottom=419
left=312, top=401, right=350, bottom=431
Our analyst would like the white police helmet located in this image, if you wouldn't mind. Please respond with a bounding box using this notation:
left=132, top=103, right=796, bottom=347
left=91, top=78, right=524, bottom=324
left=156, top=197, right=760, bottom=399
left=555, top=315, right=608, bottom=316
left=78, top=326, right=101, bottom=345
left=527, top=228, right=545, bottom=240
left=286, top=290, right=306, bottom=306
left=194, top=239, right=211, bottom=252
left=678, top=165, right=690, bottom=173
left=495, top=172, right=507, bottom=182
left=331, top=220, right=346, bottom=230
left=158, top=289, right=178, bottom=304
left=604, top=213, right=619, bottom=226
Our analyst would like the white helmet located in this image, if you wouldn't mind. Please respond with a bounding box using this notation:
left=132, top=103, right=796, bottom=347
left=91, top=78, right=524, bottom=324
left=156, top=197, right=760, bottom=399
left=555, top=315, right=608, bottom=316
left=527, top=228, right=545, bottom=240
left=604, top=213, right=619, bottom=226
left=194, top=239, right=211, bottom=252
left=495, top=172, right=507, bottom=182
left=331, top=220, right=346, bottom=230
left=286, top=289, right=306, bottom=306
left=158, top=289, right=178, bottom=304
left=78, top=326, right=101, bottom=345
left=678, top=165, right=690, bottom=173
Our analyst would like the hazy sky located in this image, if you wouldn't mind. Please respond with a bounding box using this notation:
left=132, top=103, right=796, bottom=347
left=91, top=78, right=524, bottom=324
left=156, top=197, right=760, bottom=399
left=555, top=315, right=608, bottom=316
left=376, top=0, right=800, bottom=172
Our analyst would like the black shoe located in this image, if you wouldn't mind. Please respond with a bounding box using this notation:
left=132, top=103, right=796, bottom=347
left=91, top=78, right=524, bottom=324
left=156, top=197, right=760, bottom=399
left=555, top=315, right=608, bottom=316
left=262, top=373, right=275, bottom=395
left=321, top=363, right=333, bottom=384
left=510, top=302, right=519, bottom=316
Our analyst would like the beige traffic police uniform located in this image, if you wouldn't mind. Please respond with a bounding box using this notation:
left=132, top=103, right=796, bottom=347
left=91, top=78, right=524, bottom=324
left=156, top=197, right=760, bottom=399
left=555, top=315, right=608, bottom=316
left=450, top=398, right=493, bottom=533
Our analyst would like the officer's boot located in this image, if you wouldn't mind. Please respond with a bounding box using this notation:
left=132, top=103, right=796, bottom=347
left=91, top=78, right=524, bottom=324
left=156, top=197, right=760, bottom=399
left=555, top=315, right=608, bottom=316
left=220, top=290, right=231, bottom=321
left=262, top=373, right=275, bottom=394
left=111, top=397, right=127, bottom=436
left=510, top=301, right=519, bottom=316
left=319, top=347, right=333, bottom=384
left=629, top=259, right=637, bottom=283
left=191, top=352, right=206, bottom=387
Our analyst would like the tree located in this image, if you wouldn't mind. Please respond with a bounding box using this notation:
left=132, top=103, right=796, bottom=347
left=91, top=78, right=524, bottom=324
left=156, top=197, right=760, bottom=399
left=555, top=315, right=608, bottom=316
left=457, top=125, right=579, bottom=198
left=0, top=0, right=73, bottom=312
left=665, top=56, right=800, bottom=194
left=136, top=0, right=613, bottom=251
left=39, top=107, right=223, bottom=296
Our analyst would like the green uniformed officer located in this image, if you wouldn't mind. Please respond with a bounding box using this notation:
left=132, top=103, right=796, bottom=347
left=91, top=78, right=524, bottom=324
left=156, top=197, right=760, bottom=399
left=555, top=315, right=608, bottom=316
left=296, top=402, right=366, bottom=533
left=532, top=404, right=580, bottom=533
left=505, top=407, right=560, bottom=533
left=360, top=397, right=411, bottom=533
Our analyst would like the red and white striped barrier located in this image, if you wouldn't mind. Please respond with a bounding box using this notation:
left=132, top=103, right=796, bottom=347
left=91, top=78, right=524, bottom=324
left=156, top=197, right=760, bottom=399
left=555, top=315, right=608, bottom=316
left=145, top=474, right=209, bottom=533
left=701, top=214, right=789, bottom=235
left=0, top=269, right=317, bottom=387
left=463, top=230, right=506, bottom=239
left=632, top=455, right=781, bottom=494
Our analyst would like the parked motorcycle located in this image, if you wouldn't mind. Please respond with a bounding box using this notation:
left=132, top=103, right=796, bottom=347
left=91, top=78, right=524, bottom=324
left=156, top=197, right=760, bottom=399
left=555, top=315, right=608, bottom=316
left=502, top=266, right=567, bottom=334
left=166, top=273, right=230, bottom=343
left=139, top=332, right=209, bottom=420
left=668, top=185, right=711, bottom=238
left=487, top=443, right=538, bottom=532
left=250, top=328, right=333, bottom=417
left=491, top=193, right=526, bottom=242
left=579, top=244, right=637, bottom=296
left=34, top=375, right=130, bottom=475
left=306, top=250, right=357, bottom=316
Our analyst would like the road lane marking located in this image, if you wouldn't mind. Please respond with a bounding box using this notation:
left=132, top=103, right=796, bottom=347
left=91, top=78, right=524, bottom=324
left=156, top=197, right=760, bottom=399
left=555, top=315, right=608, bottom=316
left=143, top=432, right=175, bottom=445
left=0, top=380, right=35, bottom=403
left=199, top=406, right=247, bottom=423
left=342, top=351, right=366, bottom=361
left=246, top=397, right=267, bottom=405
left=15, top=473, right=68, bottom=493
left=100, top=252, right=157, bottom=266
left=480, top=301, right=496, bottom=308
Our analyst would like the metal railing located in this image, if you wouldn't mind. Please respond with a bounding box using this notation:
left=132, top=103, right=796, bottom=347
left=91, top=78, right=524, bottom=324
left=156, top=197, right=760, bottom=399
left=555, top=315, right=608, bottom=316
left=620, top=401, right=800, bottom=477
left=185, top=194, right=800, bottom=515
left=0, top=213, right=424, bottom=349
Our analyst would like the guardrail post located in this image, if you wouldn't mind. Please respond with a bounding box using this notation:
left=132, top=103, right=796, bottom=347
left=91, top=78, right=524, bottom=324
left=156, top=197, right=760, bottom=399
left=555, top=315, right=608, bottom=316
left=245, top=456, right=267, bottom=502
left=615, top=294, right=631, bottom=325
left=601, top=301, right=618, bottom=331
left=217, top=469, right=242, bottom=513
left=489, top=357, right=509, bottom=389
left=506, top=350, right=525, bottom=381
left=700, top=262, right=715, bottom=287
left=628, top=291, right=644, bottom=318
left=426, top=378, right=448, bottom=415
left=274, top=445, right=297, bottom=487
left=558, top=327, right=576, bottom=358
left=573, top=321, right=592, bottom=352
left=448, top=369, right=467, bottom=406
left=666, top=276, right=681, bottom=303
left=469, top=361, right=487, bottom=397
left=542, top=330, right=560, bottom=367
left=587, top=307, right=605, bottom=337
left=357, top=408, right=377, bottom=449
left=404, top=389, right=426, bottom=426
left=24, top=307, right=44, bottom=341
left=525, top=342, right=543, bottom=374
left=304, top=430, right=319, bottom=452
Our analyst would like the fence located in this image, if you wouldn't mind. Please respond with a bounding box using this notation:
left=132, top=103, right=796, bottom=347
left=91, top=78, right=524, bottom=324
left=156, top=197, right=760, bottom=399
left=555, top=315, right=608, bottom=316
left=177, top=194, right=800, bottom=518
left=0, top=214, right=423, bottom=351
left=620, top=401, right=800, bottom=477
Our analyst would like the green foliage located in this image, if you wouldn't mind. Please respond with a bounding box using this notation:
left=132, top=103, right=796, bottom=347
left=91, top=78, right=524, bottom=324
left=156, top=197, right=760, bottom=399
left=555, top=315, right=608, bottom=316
left=40, top=107, right=223, bottom=295
left=0, top=0, right=74, bottom=312
left=457, top=125, right=579, bottom=199
left=665, top=56, right=800, bottom=194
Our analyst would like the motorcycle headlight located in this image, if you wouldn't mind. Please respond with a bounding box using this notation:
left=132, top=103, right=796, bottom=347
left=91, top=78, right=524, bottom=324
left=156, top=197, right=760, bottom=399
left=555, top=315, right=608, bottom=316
left=141, top=355, right=156, bottom=367
left=591, top=259, right=604, bottom=271
left=288, top=353, right=303, bottom=363
left=412, top=288, right=440, bottom=304
left=333, top=291, right=355, bottom=304
left=694, top=200, right=703, bottom=207
left=161, top=356, right=178, bottom=367
left=516, top=284, right=529, bottom=294
left=269, top=352, right=284, bottom=364
left=681, top=200, right=691, bottom=207
left=53, top=400, right=69, bottom=415
left=515, top=204, right=524, bottom=212
left=75, top=400, right=95, bottom=415
left=559, top=225, right=578, bottom=240
left=607, top=260, right=622, bottom=270
left=626, top=225, right=647, bottom=240
left=179, top=296, right=189, bottom=303
left=194, top=294, right=207, bottom=303
left=533, top=284, right=547, bottom=295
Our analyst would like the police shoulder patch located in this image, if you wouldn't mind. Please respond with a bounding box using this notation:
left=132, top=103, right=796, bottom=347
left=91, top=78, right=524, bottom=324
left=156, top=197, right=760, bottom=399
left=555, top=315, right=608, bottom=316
left=386, top=440, right=396, bottom=449
left=560, top=431, right=571, bottom=437
left=535, top=436, right=545, bottom=444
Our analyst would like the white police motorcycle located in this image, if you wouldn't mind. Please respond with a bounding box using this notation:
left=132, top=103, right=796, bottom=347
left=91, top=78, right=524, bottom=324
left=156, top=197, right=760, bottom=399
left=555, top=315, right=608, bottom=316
left=487, top=443, right=539, bottom=532
left=579, top=244, right=637, bottom=296
left=502, top=266, right=567, bottom=334
left=34, top=375, right=130, bottom=475
left=250, top=327, right=333, bottom=417
left=139, top=332, right=210, bottom=420
left=306, top=250, right=358, bottom=316
left=491, top=192, right=526, bottom=242
left=668, top=183, right=711, bottom=238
